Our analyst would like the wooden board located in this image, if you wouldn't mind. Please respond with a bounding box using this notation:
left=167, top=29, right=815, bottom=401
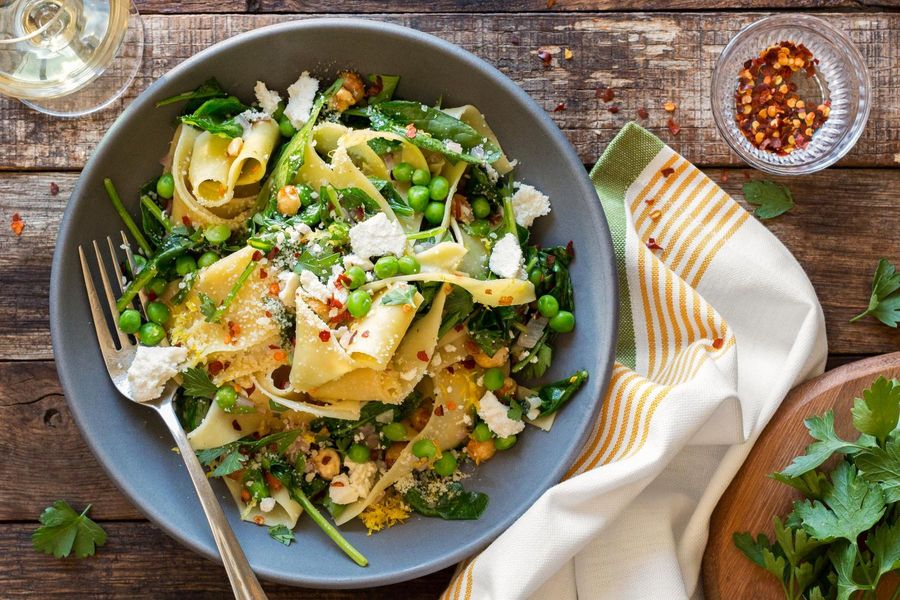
left=1, top=13, right=898, bottom=170
left=702, top=352, right=900, bottom=600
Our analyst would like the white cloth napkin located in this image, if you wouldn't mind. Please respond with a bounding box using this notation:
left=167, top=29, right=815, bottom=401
left=440, top=123, right=828, bottom=600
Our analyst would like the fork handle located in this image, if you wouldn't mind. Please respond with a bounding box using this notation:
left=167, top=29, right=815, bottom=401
left=156, top=399, right=268, bottom=600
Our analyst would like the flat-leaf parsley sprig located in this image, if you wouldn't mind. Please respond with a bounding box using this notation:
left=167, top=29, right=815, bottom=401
left=851, top=259, right=900, bottom=328
left=32, top=500, right=108, bottom=559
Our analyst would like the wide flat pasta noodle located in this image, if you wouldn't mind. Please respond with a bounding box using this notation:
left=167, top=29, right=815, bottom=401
left=288, top=294, right=356, bottom=391
left=364, top=272, right=535, bottom=306
left=228, top=119, right=279, bottom=188
left=187, top=402, right=262, bottom=450
left=334, top=368, right=473, bottom=526
left=223, top=479, right=303, bottom=529
left=343, top=283, right=423, bottom=370
left=310, top=285, right=449, bottom=403
left=252, top=372, right=364, bottom=420
left=415, top=242, right=468, bottom=273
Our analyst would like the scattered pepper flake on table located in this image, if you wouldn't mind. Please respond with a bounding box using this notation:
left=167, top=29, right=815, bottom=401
left=734, top=40, right=829, bottom=155
left=663, top=101, right=677, bottom=112
left=667, top=118, right=681, bottom=136
left=553, top=102, right=566, bottom=112
left=564, top=48, right=573, bottom=61
left=637, top=107, right=649, bottom=119
left=537, top=49, right=552, bottom=66
left=608, top=105, right=620, bottom=114
left=10, top=213, right=24, bottom=236
left=49, top=182, right=59, bottom=196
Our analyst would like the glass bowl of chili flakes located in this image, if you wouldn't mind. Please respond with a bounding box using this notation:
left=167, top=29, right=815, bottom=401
left=711, top=14, right=871, bottom=176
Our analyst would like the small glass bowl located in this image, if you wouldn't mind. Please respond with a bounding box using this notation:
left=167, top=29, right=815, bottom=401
left=711, top=14, right=871, bottom=176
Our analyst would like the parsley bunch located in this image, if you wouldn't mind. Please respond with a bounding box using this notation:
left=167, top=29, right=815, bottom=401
left=734, top=377, right=900, bottom=600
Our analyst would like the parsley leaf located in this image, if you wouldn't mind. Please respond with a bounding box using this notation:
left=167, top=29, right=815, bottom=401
left=180, top=367, right=218, bottom=399
left=742, top=180, right=795, bottom=220
left=794, top=461, right=886, bottom=543
left=850, top=376, right=900, bottom=442
left=268, top=524, right=295, bottom=546
left=198, top=292, right=217, bottom=322
left=211, top=450, right=246, bottom=477
left=854, top=435, right=900, bottom=503
left=32, top=501, right=107, bottom=559
left=851, top=259, right=900, bottom=327
left=381, top=285, right=417, bottom=306
left=866, top=518, right=900, bottom=580
left=778, top=411, right=870, bottom=478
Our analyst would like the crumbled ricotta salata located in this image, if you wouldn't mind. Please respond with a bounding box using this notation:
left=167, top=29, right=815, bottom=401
left=488, top=233, right=524, bottom=279
left=254, top=81, right=282, bottom=115
left=477, top=391, right=525, bottom=438
left=328, top=461, right=379, bottom=505
left=484, top=163, right=500, bottom=184
left=258, top=497, right=276, bottom=513
left=349, top=213, right=407, bottom=259
left=126, top=345, right=188, bottom=403
left=298, top=269, right=330, bottom=303
left=525, top=396, right=543, bottom=421
left=283, top=71, right=319, bottom=129
left=343, top=253, right=374, bottom=271
left=510, top=183, right=551, bottom=228
left=328, top=474, right=357, bottom=505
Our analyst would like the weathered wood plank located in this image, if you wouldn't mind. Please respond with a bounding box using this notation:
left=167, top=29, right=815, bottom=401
left=2, top=169, right=897, bottom=362
left=1, top=13, right=898, bottom=169
left=133, top=0, right=898, bottom=15
left=0, top=520, right=455, bottom=597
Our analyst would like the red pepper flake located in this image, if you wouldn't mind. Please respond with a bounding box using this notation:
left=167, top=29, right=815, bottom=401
left=208, top=360, right=224, bottom=376
left=553, top=102, right=566, bottom=112
left=264, top=471, right=283, bottom=491
left=361, top=330, right=370, bottom=338
left=712, top=337, right=724, bottom=350
left=462, top=357, right=476, bottom=370
left=721, top=170, right=730, bottom=184
left=337, top=272, right=351, bottom=287
left=49, top=182, right=60, bottom=196
left=510, top=35, right=520, bottom=46
left=10, top=213, right=24, bottom=236
left=259, top=269, right=268, bottom=279
left=268, top=344, right=280, bottom=350
left=645, top=197, right=656, bottom=205
left=228, top=321, right=241, bottom=338
left=181, top=216, right=192, bottom=227
left=447, top=366, right=455, bottom=374
left=273, top=349, right=287, bottom=362
left=637, top=107, right=649, bottom=119
left=660, top=167, right=675, bottom=178
left=608, top=105, right=620, bottom=114
left=268, top=282, right=280, bottom=295
left=434, top=405, right=445, bottom=416
left=537, top=50, right=552, bottom=66
left=565, top=240, right=576, bottom=257
left=146, top=292, right=157, bottom=302
left=447, top=400, right=458, bottom=410
left=454, top=323, right=464, bottom=332
left=318, top=330, right=331, bottom=342
left=366, top=75, right=383, bottom=98
left=405, top=123, right=417, bottom=138
left=667, top=118, right=681, bottom=136
left=499, top=296, right=514, bottom=306
left=646, top=238, right=664, bottom=251
left=264, top=310, right=272, bottom=318
left=327, top=296, right=344, bottom=310
left=232, top=420, right=242, bottom=431
left=252, top=250, right=263, bottom=261
left=417, top=350, right=429, bottom=362
left=266, top=247, right=279, bottom=260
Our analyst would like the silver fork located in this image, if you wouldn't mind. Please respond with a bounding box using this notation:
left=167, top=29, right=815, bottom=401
left=79, top=232, right=267, bottom=600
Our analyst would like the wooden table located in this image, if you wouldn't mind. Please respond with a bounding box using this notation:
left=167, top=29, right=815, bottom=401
left=1, top=1, right=898, bottom=597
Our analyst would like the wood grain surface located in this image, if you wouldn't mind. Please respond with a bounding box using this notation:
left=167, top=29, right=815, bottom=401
left=703, top=352, right=900, bottom=600
left=1, top=1, right=898, bottom=598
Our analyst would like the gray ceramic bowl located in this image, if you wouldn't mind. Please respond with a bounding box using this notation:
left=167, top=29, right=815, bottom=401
left=50, top=18, right=618, bottom=589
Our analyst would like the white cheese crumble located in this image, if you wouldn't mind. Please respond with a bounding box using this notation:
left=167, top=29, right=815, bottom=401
left=510, top=183, right=551, bottom=228
left=283, top=71, right=319, bottom=129
left=445, top=140, right=463, bottom=153
left=477, top=391, right=525, bottom=438
left=298, top=270, right=330, bottom=303
left=259, top=497, right=276, bottom=513
left=525, top=396, right=543, bottom=421
left=343, top=253, right=374, bottom=271
left=349, top=213, right=407, bottom=259
left=254, top=81, right=282, bottom=116
left=277, top=271, right=301, bottom=307
left=328, top=474, right=358, bottom=505
left=126, top=345, right=188, bottom=403
left=489, top=233, right=524, bottom=279
left=328, top=461, right=379, bottom=505
left=485, top=164, right=500, bottom=184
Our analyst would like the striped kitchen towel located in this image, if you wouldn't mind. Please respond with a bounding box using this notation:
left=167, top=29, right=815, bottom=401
left=441, top=123, right=827, bottom=599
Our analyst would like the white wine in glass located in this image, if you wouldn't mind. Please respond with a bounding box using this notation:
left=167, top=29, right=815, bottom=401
left=0, top=0, right=143, bottom=117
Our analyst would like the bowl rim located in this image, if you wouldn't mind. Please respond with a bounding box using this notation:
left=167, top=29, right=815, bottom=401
left=710, top=14, right=872, bottom=176
left=50, top=17, right=619, bottom=588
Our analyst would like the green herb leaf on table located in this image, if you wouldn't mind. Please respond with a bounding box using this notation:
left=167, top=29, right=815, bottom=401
left=381, top=285, right=417, bottom=306
left=742, top=179, right=795, bottom=220
left=268, top=524, right=295, bottom=546
left=777, top=411, right=870, bottom=478
left=32, top=501, right=108, bottom=559
left=850, top=259, right=900, bottom=328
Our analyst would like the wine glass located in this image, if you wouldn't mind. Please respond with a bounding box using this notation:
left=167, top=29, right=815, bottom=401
left=0, top=0, right=143, bottom=117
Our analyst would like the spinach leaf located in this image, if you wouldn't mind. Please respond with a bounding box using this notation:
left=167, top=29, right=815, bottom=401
left=180, top=96, right=249, bottom=139
left=137, top=179, right=172, bottom=250
left=335, top=186, right=381, bottom=216
left=369, top=178, right=414, bottom=216
left=405, top=482, right=489, bottom=520
left=295, top=248, right=342, bottom=279
left=515, top=340, right=553, bottom=381
left=524, top=244, right=574, bottom=311
left=537, top=370, right=589, bottom=416
left=367, top=137, right=401, bottom=156
left=155, top=77, right=229, bottom=112
left=365, top=101, right=502, bottom=165
left=115, top=232, right=198, bottom=312
left=439, top=286, right=474, bottom=337
left=310, top=392, right=423, bottom=438
left=467, top=305, right=520, bottom=356
left=366, top=74, right=400, bottom=105
left=174, top=394, right=211, bottom=433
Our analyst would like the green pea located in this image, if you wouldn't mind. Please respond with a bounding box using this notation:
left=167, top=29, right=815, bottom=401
left=146, top=301, right=171, bottom=326
left=198, top=251, right=219, bottom=269
left=528, top=268, right=543, bottom=287
left=424, top=202, right=445, bottom=225
left=156, top=173, right=175, bottom=200
left=214, top=385, right=238, bottom=411
left=472, top=196, right=491, bottom=219
left=175, top=255, right=197, bottom=277
left=145, top=276, right=167, bottom=296
left=118, top=309, right=142, bottom=334
left=537, top=295, right=560, bottom=318
left=433, top=452, right=458, bottom=477
left=483, top=367, right=505, bottom=391
left=347, top=443, right=371, bottom=464
left=472, top=422, right=492, bottom=442
left=278, top=115, right=297, bottom=137
left=204, top=224, right=231, bottom=245
left=345, top=266, right=366, bottom=289
left=411, top=168, right=431, bottom=186
left=549, top=310, right=576, bottom=333
left=374, top=256, right=399, bottom=279
left=411, top=438, right=437, bottom=459
left=494, top=435, right=517, bottom=450
left=407, top=185, right=430, bottom=212
left=392, top=162, right=413, bottom=183
left=382, top=422, right=409, bottom=442
left=467, top=219, right=491, bottom=237
left=347, top=289, right=373, bottom=318
left=138, top=322, right=165, bottom=346
left=398, top=256, right=420, bottom=275
left=428, top=175, right=450, bottom=201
